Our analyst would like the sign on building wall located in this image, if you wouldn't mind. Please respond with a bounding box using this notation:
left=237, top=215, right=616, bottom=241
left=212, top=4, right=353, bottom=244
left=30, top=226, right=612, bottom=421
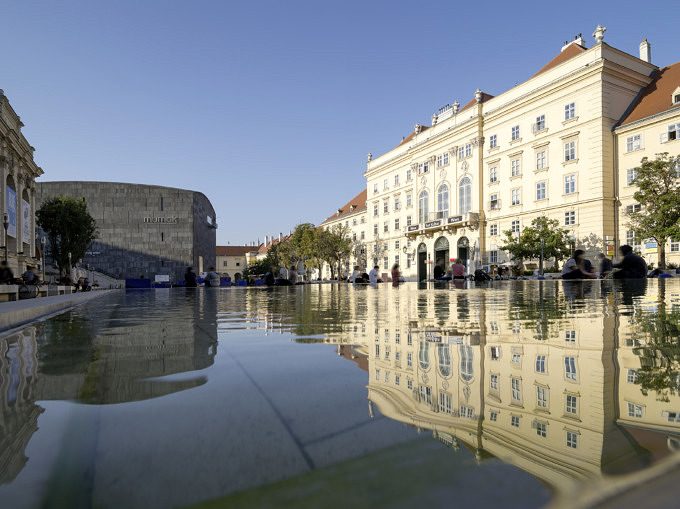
left=22, top=199, right=31, bottom=245
left=6, top=187, right=16, bottom=238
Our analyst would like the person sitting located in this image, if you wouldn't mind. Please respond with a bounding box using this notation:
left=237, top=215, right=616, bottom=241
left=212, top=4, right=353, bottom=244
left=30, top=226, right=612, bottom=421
left=289, top=266, right=298, bottom=285
left=22, top=266, right=39, bottom=285
left=612, top=245, right=647, bottom=279
left=391, top=263, right=403, bottom=285
left=368, top=265, right=382, bottom=284
left=0, top=261, right=14, bottom=284
left=562, top=250, right=596, bottom=279
left=451, top=259, right=466, bottom=280
left=204, top=267, right=220, bottom=287
left=433, top=258, right=445, bottom=279
left=184, top=267, right=198, bottom=287
left=349, top=265, right=360, bottom=283
left=264, top=270, right=276, bottom=286
left=597, top=253, right=613, bottom=278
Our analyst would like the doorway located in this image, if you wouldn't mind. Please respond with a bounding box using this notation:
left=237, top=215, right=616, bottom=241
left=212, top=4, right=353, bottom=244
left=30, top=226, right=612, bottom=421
left=417, top=243, right=428, bottom=282
left=457, top=237, right=469, bottom=265
left=434, top=237, right=449, bottom=267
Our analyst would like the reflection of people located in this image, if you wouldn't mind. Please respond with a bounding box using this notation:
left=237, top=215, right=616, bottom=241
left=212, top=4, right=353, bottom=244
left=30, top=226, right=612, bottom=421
left=597, top=253, right=613, bottom=278
left=562, top=250, right=596, bottom=279
left=184, top=267, right=198, bottom=287
left=612, top=245, right=647, bottom=279
left=369, top=265, right=382, bottom=284
left=0, top=261, right=14, bottom=284
left=433, top=258, right=445, bottom=279
left=391, top=263, right=402, bottom=285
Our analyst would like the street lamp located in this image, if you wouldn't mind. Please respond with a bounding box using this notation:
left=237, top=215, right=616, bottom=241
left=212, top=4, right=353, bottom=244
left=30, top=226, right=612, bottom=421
left=2, top=213, right=8, bottom=264
left=539, top=238, right=544, bottom=276
left=40, top=236, right=46, bottom=281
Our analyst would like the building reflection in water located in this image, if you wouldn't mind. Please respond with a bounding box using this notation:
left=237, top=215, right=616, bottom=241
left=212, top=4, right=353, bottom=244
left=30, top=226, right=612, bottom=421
left=0, top=290, right=218, bottom=484
left=241, top=280, right=680, bottom=495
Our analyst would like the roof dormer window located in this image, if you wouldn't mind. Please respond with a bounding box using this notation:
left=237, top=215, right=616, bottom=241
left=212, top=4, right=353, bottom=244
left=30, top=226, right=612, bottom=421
left=673, top=87, right=680, bottom=105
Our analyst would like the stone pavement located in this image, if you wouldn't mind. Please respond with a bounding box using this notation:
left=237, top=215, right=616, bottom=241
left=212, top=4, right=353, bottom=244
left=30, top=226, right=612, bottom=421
left=0, top=290, right=116, bottom=333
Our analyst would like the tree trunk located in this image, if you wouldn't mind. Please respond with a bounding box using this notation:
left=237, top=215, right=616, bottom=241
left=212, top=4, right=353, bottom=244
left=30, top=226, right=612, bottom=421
left=659, top=242, right=666, bottom=270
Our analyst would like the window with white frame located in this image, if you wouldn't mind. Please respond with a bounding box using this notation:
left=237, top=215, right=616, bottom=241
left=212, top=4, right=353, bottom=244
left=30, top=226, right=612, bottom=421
left=490, top=373, right=499, bottom=390
left=373, top=183, right=378, bottom=194
left=465, top=143, right=472, bottom=157
left=406, top=215, right=412, bottom=226
left=564, top=140, right=576, bottom=161
left=458, top=146, right=465, bottom=159
left=458, top=177, right=472, bottom=214
left=511, top=220, right=520, bottom=233
left=373, top=223, right=378, bottom=235
left=511, top=378, right=522, bottom=401
left=627, top=369, right=638, bottom=383
left=420, top=385, right=432, bottom=405
left=418, top=162, right=429, bottom=174
left=565, top=356, right=577, bottom=381
left=668, top=123, right=680, bottom=141
left=535, top=422, right=547, bottom=437
left=437, top=183, right=449, bottom=218
left=489, top=250, right=498, bottom=263
left=626, top=134, right=642, bottom=152
left=395, top=254, right=399, bottom=265
left=419, top=190, right=429, bottom=223
left=489, top=165, right=498, bottom=183
left=361, top=231, right=365, bottom=240
left=511, top=188, right=521, bottom=206
left=439, top=392, right=452, bottom=413
left=564, top=330, right=576, bottom=342
left=627, top=402, right=643, bottom=418
left=490, top=193, right=499, bottom=211
left=383, top=200, right=389, bottom=214
left=536, top=355, right=546, bottom=373
left=489, top=134, right=497, bottom=148
left=460, top=345, right=474, bottom=382
left=384, top=371, right=389, bottom=383
left=383, top=256, right=388, bottom=270
left=437, top=152, right=449, bottom=167
left=419, top=341, right=430, bottom=370
left=511, top=158, right=521, bottom=177
left=626, top=204, right=642, bottom=215
left=626, top=168, right=638, bottom=186
left=566, top=431, right=578, bottom=449
left=407, top=379, right=413, bottom=389
left=511, top=125, right=520, bottom=141
left=490, top=346, right=500, bottom=360
left=375, top=369, right=380, bottom=381
left=383, top=178, right=388, bottom=190
left=490, top=411, right=498, bottom=422
left=438, top=345, right=451, bottom=377
left=626, top=230, right=641, bottom=251
left=406, top=168, right=412, bottom=181
left=563, top=210, right=575, bottom=226
left=352, top=232, right=356, bottom=241
left=564, top=102, right=575, bottom=120
left=566, top=394, right=578, bottom=414
left=671, top=239, right=680, bottom=252
left=536, top=386, right=548, bottom=408
left=511, top=415, right=520, bottom=427
left=536, top=181, right=546, bottom=201
left=536, top=150, right=546, bottom=170
left=406, top=193, right=412, bottom=207
left=407, top=352, right=412, bottom=366
left=383, top=221, right=388, bottom=233
left=490, top=224, right=498, bottom=236
left=564, top=174, right=576, bottom=194
left=512, top=352, right=522, bottom=363
left=394, top=218, right=400, bottom=230
left=394, top=196, right=401, bottom=210
left=535, top=114, right=545, bottom=131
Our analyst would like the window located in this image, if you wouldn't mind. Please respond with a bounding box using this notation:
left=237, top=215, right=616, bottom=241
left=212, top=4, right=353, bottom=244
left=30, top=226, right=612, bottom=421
left=438, top=345, right=451, bottom=377
left=535, top=422, right=547, bottom=438
left=375, top=369, right=380, bottom=381
left=460, top=345, right=474, bottom=382
left=490, top=411, right=498, bottom=422
left=489, top=193, right=499, bottom=211
left=511, top=378, right=522, bottom=401
left=564, top=330, right=576, bottom=342
left=418, top=342, right=430, bottom=370
left=489, top=166, right=498, bottom=183
left=373, top=223, right=378, bottom=235
left=512, top=353, right=522, bottom=364
left=395, top=332, right=400, bottom=344
left=669, top=123, right=680, bottom=141
left=565, top=102, right=575, bottom=120
left=626, top=134, right=642, bottom=152
left=490, top=346, right=500, bottom=360
left=437, top=153, right=449, bottom=167
left=626, top=204, right=641, bottom=215
left=458, top=177, right=472, bottom=214
left=437, top=184, right=449, bottom=218
left=394, top=196, right=401, bottom=210
left=407, top=380, right=413, bottom=390
left=373, top=204, right=378, bottom=216
left=535, top=114, right=545, bottom=131
left=406, top=168, right=412, bottom=181
left=511, top=159, right=521, bottom=177
left=536, top=182, right=546, bottom=201
left=490, top=373, right=499, bottom=390
left=536, top=386, right=548, bottom=408
left=352, top=232, right=356, bottom=241
left=626, top=230, right=641, bottom=251
left=383, top=178, right=388, bottom=190
left=394, top=218, right=400, bottom=230
left=458, top=146, right=465, bottom=159
left=383, top=256, right=388, bottom=270
left=511, top=188, right=520, bottom=206
left=420, top=385, right=432, bottom=405
left=465, top=144, right=472, bottom=157
left=627, top=402, right=643, bottom=418
left=566, top=394, right=578, bottom=414
left=564, top=141, right=576, bottom=161
left=511, top=415, right=520, bottom=427
left=536, top=150, right=546, bottom=170
left=564, top=174, right=576, bottom=194
left=627, top=369, right=638, bottom=383
left=564, top=211, right=575, bottom=226
left=671, top=239, right=680, bottom=252
left=383, top=221, right=388, bottom=233
left=511, top=220, right=520, bottom=234
left=536, top=355, right=546, bottom=373
left=373, top=183, right=378, bottom=194
left=384, top=200, right=389, bottom=214
left=352, top=218, right=357, bottom=226
left=565, top=356, right=577, bottom=381
left=407, top=215, right=412, bottom=226
left=361, top=231, right=365, bottom=240
left=407, top=352, right=412, bottom=367
left=489, top=134, right=497, bottom=148
left=511, top=125, right=520, bottom=141
left=489, top=250, right=498, bottom=263
left=626, top=168, right=638, bottom=186
left=406, top=193, right=412, bottom=207
left=384, top=371, right=389, bottom=383
left=394, top=174, right=400, bottom=186
left=439, top=392, right=452, bottom=413
left=395, top=375, right=400, bottom=386
left=418, top=190, right=429, bottom=223
left=566, top=431, right=578, bottom=449
left=490, top=224, right=498, bottom=236
left=418, top=162, right=429, bottom=174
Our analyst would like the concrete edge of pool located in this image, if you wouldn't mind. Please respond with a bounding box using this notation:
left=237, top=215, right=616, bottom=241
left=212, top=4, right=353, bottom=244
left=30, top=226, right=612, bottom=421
left=0, top=290, right=117, bottom=334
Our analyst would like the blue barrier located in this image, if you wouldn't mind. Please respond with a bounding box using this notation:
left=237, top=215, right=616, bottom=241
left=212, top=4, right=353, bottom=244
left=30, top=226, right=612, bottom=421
left=221, top=277, right=231, bottom=287
left=237, top=280, right=247, bottom=287
left=126, top=278, right=152, bottom=289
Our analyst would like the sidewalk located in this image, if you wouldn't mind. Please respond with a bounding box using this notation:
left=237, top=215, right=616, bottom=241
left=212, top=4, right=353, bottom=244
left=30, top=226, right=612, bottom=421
left=0, top=290, right=116, bottom=333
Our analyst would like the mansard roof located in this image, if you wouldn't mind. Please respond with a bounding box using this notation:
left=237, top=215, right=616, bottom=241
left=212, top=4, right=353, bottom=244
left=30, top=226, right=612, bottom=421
left=322, top=189, right=367, bottom=224
left=619, top=61, right=680, bottom=126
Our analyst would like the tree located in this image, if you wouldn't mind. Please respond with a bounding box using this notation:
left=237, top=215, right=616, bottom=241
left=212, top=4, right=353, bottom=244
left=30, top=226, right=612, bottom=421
left=499, top=216, right=571, bottom=265
left=627, top=153, right=680, bottom=269
left=36, top=196, right=98, bottom=274
left=317, top=225, right=352, bottom=280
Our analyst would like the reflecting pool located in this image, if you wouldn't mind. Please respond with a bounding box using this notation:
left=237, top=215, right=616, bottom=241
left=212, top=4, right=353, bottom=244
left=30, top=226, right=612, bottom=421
left=1, top=281, right=680, bottom=508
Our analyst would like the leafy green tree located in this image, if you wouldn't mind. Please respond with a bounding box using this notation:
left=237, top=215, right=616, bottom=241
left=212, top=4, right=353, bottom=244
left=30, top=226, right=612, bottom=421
left=242, top=259, right=272, bottom=278
left=317, top=225, right=352, bottom=280
left=627, top=153, right=680, bottom=269
left=36, top=196, right=98, bottom=274
left=499, top=216, right=571, bottom=264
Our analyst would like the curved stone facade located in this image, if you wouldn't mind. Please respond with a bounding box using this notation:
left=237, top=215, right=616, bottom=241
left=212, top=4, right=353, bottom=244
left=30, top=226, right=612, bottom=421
left=36, top=182, right=216, bottom=281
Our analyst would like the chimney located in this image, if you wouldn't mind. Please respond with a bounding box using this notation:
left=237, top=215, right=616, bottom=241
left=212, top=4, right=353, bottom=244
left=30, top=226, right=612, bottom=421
left=265, top=235, right=269, bottom=246
left=639, top=39, right=651, bottom=63
left=279, top=232, right=282, bottom=242
left=452, top=101, right=460, bottom=114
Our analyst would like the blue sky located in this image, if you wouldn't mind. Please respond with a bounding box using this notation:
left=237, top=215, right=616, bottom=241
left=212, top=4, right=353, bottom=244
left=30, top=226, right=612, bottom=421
left=1, top=1, right=676, bottom=245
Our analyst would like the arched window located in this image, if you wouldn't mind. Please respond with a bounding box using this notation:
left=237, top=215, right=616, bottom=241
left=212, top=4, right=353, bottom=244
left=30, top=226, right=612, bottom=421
left=460, top=345, right=474, bottom=381
left=418, top=190, right=429, bottom=224
left=438, top=344, right=451, bottom=377
left=437, top=184, right=449, bottom=218
left=458, top=177, right=472, bottom=214
left=419, top=341, right=430, bottom=370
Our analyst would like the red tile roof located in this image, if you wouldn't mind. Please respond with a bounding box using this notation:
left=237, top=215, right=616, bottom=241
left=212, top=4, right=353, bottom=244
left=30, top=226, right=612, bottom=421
left=257, top=235, right=290, bottom=254
left=397, top=125, right=430, bottom=147
left=322, top=189, right=367, bottom=224
left=530, top=42, right=587, bottom=79
left=619, top=61, right=680, bottom=126
left=216, top=245, right=255, bottom=256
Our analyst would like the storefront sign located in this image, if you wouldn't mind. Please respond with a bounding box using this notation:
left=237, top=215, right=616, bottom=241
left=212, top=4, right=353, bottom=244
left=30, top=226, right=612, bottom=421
left=448, top=215, right=463, bottom=224
left=407, top=224, right=419, bottom=232
left=143, top=216, right=178, bottom=224
left=6, top=187, right=16, bottom=238
left=424, top=220, right=441, bottom=228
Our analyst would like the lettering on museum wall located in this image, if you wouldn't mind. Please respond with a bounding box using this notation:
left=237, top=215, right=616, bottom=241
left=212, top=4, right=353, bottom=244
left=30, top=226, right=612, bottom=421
left=144, top=216, right=179, bottom=224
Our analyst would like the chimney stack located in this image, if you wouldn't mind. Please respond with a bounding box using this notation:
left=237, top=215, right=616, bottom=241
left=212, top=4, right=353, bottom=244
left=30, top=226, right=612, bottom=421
left=265, top=235, right=269, bottom=246
left=279, top=232, right=282, bottom=242
left=639, top=39, right=651, bottom=63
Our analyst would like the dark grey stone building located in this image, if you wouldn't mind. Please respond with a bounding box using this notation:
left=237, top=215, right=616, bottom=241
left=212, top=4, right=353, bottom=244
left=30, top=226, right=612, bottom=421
left=36, top=182, right=216, bottom=281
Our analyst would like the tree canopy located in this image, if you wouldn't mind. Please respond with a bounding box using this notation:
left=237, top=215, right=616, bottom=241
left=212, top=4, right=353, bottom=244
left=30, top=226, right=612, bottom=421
left=627, top=152, right=680, bottom=269
left=36, top=195, right=98, bottom=273
left=499, top=216, right=571, bottom=264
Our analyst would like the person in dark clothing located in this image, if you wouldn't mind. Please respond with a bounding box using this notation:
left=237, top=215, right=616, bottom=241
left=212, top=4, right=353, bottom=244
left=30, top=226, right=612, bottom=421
left=596, top=253, right=613, bottom=278
left=612, top=245, right=647, bottom=279
left=433, top=258, right=445, bottom=279
left=0, top=261, right=14, bottom=284
left=184, top=267, right=198, bottom=287
left=264, top=270, right=276, bottom=286
left=562, top=250, right=596, bottom=279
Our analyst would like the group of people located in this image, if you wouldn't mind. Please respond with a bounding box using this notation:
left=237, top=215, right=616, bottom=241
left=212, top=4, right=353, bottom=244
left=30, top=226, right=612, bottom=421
left=0, top=262, right=42, bottom=285
left=184, top=266, right=221, bottom=287
left=433, top=258, right=466, bottom=280
left=347, top=264, right=405, bottom=284
left=562, top=245, right=648, bottom=279
left=263, top=266, right=299, bottom=286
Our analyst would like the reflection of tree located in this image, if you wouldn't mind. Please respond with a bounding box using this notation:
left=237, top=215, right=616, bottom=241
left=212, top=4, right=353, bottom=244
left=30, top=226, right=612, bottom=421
left=507, top=282, right=567, bottom=340
left=631, top=283, right=680, bottom=401
left=37, top=315, right=96, bottom=375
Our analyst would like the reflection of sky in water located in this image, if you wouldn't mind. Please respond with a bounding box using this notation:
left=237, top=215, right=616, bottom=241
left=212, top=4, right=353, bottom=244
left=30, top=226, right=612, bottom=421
left=0, top=281, right=679, bottom=508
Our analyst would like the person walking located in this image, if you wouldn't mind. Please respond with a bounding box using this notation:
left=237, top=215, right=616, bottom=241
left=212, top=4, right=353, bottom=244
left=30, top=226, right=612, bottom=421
left=612, top=245, right=647, bottom=279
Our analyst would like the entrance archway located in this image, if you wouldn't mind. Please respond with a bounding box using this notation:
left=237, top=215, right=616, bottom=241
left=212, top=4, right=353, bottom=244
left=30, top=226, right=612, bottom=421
left=434, top=237, right=449, bottom=268
left=457, top=237, right=470, bottom=265
left=417, top=243, right=428, bottom=282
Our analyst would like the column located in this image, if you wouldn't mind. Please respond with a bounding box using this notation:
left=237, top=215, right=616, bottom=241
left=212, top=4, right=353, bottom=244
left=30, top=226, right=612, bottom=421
left=15, top=169, right=23, bottom=260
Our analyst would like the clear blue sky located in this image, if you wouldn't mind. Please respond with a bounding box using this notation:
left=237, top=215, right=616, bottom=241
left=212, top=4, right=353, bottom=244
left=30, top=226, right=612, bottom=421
left=1, top=1, right=675, bottom=245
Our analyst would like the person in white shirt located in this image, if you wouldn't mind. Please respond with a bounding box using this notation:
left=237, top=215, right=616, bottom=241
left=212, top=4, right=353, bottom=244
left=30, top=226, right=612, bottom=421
left=349, top=265, right=360, bottom=283
left=368, top=265, right=382, bottom=284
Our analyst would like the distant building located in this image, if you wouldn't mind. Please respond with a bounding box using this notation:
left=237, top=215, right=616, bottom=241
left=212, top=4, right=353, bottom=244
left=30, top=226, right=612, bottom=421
left=36, top=182, right=216, bottom=281
left=216, top=245, right=257, bottom=280
left=0, top=90, right=44, bottom=274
